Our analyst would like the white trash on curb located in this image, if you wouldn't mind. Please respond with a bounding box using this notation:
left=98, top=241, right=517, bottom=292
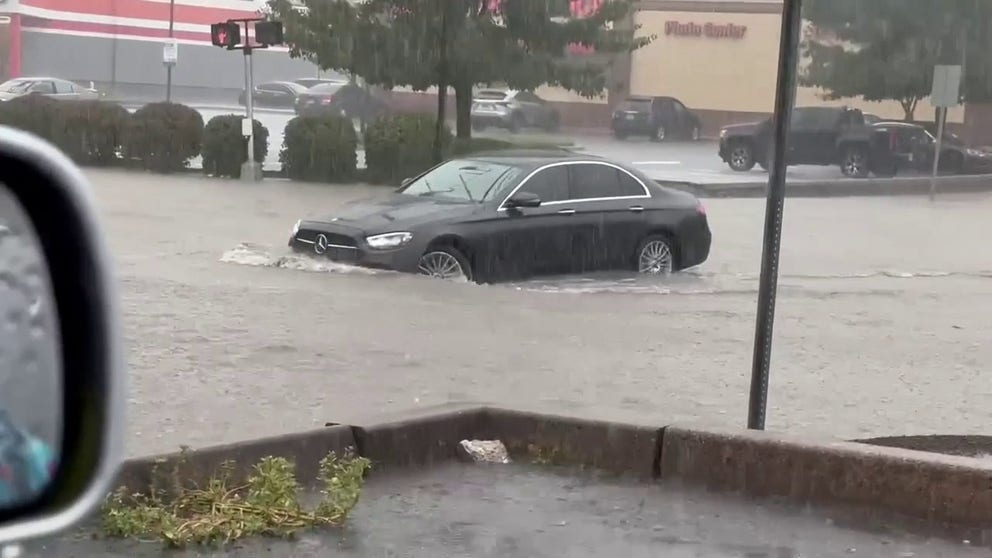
left=458, top=439, right=511, bottom=464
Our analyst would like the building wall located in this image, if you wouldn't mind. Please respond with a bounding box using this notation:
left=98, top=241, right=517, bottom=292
left=629, top=7, right=965, bottom=136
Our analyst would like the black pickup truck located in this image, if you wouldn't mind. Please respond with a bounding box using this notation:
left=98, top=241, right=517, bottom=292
left=718, top=107, right=898, bottom=178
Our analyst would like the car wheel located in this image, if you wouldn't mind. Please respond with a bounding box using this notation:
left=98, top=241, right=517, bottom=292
left=840, top=146, right=871, bottom=178
left=635, top=234, right=676, bottom=275
left=418, top=245, right=473, bottom=282
left=508, top=113, right=524, bottom=134
left=613, top=128, right=628, bottom=141
left=650, top=125, right=667, bottom=142
left=728, top=142, right=756, bottom=172
left=472, top=121, right=487, bottom=132
left=939, top=151, right=964, bottom=175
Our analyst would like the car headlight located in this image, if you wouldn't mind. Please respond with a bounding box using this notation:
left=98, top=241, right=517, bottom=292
left=967, top=148, right=983, bottom=157
left=719, top=129, right=728, bottom=139
left=366, top=232, right=413, bottom=249
left=291, top=219, right=301, bottom=236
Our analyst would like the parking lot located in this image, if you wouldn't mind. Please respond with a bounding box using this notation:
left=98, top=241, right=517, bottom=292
left=80, top=168, right=992, bottom=458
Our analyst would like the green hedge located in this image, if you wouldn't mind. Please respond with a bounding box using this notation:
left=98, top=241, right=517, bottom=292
left=280, top=115, right=357, bottom=183
left=0, top=95, right=60, bottom=141
left=51, top=100, right=130, bottom=166
left=364, top=114, right=450, bottom=184
left=125, top=102, right=204, bottom=173
left=202, top=114, right=269, bottom=178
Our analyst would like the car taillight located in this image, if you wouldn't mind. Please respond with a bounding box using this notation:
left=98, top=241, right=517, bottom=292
left=320, top=95, right=334, bottom=105
left=696, top=202, right=706, bottom=216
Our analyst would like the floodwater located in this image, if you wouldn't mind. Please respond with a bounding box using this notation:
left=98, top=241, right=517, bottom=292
left=85, top=169, right=992, bottom=458
left=28, top=463, right=987, bottom=556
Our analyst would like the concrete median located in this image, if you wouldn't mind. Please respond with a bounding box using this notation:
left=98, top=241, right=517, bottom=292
left=111, top=404, right=992, bottom=542
left=665, top=173, right=992, bottom=198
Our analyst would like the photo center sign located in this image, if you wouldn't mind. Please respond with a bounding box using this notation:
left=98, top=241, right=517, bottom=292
left=665, top=21, right=747, bottom=40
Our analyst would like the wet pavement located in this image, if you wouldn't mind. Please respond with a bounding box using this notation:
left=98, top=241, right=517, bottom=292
left=26, top=462, right=986, bottom=556
left=80, top=169, right=992, bottom=458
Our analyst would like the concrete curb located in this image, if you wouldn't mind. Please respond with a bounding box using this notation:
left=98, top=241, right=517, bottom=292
left=113, top=404, right=992, bottom=538
left=664, top=174, right=992, bottom=199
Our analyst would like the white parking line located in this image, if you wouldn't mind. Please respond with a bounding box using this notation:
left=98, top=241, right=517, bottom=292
left=631, top=161, right=681, bottom=165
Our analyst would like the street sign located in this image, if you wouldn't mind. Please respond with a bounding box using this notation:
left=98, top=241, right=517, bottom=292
left=162, top=40, right=178, bottom=66
left=931, top=65, right=962, bottom=108
left=241, top=118, right=253, bottom=137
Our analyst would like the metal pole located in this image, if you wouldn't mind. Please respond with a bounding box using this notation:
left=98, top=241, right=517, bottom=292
left=746, top=0, right=803, bottom=431
left=244, top=47, right=255, bottom=168
left=929, top=106, right=947, bottom=201
left=165, top=0, right=174, bottom=102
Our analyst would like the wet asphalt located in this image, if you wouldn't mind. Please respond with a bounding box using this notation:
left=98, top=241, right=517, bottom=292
left=26, top=462, right=989, bottom=557
left=77, top=168, right=992, bottom=459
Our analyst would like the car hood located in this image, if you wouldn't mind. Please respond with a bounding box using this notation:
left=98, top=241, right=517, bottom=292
left=720, top=121, right=763, bottom=135
left=309, top=194, right=480, bottom=233
left=0, top=91, right=21, bottom=101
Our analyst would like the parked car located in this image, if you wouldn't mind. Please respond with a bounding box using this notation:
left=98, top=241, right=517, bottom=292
left=0, top=77, right=101, bottom=102
left=718, top=106, right=897, bottom=178
left=295, top=82, right=390, bottom=121
left=610, top=96, right=702, bottom=142
left=872, top=121, right=992, bottom=175
left=238, top=81, right=308, bottom=108
left=470, top=89, right=561, bottom=133
left=288, top=152, right=711, bottom=283
left=293, top=77, right=349, bottom=89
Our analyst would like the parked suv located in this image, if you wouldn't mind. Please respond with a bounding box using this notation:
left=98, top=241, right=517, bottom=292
left=718, top=106, right=896, bottom=178
left=611, top=96, right=702, bottom=142
left=470, top=89, right=560, bottom=133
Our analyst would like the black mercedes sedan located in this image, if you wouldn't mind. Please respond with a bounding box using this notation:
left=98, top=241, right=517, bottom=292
left=289, top=152, right=711, bottom=283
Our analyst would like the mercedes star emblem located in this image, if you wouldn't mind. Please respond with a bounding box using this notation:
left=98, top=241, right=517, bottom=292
left=314, top=233, right=328, bottom=255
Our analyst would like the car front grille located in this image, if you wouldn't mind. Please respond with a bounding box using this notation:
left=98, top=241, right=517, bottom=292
left=296, top=230, right=357, bottom=247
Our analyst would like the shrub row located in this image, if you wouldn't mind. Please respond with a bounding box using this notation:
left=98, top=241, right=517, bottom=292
left=0, top=96, right=564, bottom=184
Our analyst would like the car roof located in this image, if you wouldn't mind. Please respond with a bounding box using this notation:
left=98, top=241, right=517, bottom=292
left=872, top=121, right=922, bottom=128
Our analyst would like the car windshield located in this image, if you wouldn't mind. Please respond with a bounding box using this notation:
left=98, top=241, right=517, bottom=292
left=620, top=99, right=651, bottom=111
left=398, top=159, right=523, bottom=202
left=0, top=79, right=33, bottom=93
left=307, top=83, right=344, bottom=94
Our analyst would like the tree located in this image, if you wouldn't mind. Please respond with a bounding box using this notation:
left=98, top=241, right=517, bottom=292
left=267, top=0, right=652, bottom=140
left=801, top=0, right=992, bottom=121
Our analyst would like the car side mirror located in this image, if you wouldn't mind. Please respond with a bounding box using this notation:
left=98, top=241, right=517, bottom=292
left=400, top=177, right=413, bottom=187
left=0, top=126, right=124, bottom=545
left=505, top=191, right=542, bottom=209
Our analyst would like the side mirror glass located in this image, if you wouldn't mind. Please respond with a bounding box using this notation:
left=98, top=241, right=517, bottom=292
left=400, top=177, right=413, bottom=187
left=506, top=191, right=542, bottom=208
left=0, top=126, right=123, bottom=544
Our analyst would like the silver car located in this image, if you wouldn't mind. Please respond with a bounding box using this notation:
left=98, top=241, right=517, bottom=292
left=0, top=77, right=102, bottom=102
left=470, top=89, right=561, bottom=133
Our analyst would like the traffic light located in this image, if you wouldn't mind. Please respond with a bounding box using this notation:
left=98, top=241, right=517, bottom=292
left=210, top=22, right=241, bottom=49
left=254, top=21, right=284, bottom=46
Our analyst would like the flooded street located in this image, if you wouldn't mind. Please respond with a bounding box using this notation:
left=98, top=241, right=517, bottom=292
left=89, top=169, right=992, bottom=457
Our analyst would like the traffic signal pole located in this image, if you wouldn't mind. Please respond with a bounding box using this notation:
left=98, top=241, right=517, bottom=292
left=242, top=44, right=259, bottom=182
left=210, top=18, right=283, bottom=183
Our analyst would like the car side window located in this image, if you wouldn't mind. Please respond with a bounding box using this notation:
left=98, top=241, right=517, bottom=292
left=518, top=166, right=568, bottom=203
left=569, top=163, right=623, bottom=199
left=617, top=170, right=647, bottom=196
left=258, top=84, right=279, bottom=92
left=29, top=81, right=53, bottom=94
left=53, top=81, right=74, bottom=94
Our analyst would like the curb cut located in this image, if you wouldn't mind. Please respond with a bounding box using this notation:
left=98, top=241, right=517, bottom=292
left=113, top=404, right=992, bottom=541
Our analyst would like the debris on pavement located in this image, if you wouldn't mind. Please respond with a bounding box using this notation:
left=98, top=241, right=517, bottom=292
left=457, top=439, right=511, bottom=464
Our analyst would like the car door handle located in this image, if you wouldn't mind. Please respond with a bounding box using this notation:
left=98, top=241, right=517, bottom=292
left=629, top=206, right=644, bottom=212
left=557, top=209, right=576, bottom=215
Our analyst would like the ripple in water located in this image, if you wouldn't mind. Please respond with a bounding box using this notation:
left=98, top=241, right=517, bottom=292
left=219, top=243, right=385, bottom=275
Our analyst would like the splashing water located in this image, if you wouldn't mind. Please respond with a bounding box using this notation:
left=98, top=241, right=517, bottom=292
left=219, top=243, right=384, bottom=275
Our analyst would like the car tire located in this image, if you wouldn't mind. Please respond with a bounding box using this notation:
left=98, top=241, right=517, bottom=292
left=508, top=113, right=524, bottom=134
left=650, top=125, right=668, bottom=142
left=613, top=129, right=628, bottom=141
left=472, top=121, right=487, bottom=132
left=418, top=245, right=473, bottom=282
left=727, top=141, right=756, bottom=172
left=635, top=234, right=677, bottom=275
left=840, top=145, right=871, bottom=178
left=939, top=151, right=964, bottom=175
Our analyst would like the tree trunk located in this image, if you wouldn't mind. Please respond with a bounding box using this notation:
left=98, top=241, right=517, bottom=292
left=454, top=80, right=473, bottom=139
left=433, top=8, right=449, bottom=164
left=900, top=98, right=918, bottom=121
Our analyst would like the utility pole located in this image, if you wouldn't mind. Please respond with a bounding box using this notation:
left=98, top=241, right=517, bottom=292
left=242, top=42, right=259, bottom=182
left=165, top=0, right=175, bottom=102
